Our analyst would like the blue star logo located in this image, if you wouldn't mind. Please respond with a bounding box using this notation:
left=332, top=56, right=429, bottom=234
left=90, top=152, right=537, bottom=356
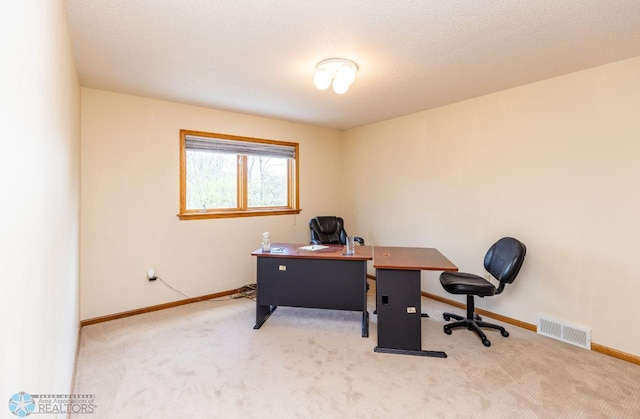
left=8, top=392, right=35, bottom=417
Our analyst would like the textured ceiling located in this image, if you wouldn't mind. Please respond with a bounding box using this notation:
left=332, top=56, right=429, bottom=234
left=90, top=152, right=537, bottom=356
left=65, top=1, right=640, bottom=130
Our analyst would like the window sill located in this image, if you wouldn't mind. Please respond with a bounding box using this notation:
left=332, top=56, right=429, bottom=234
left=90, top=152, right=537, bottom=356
left=178, top=208, right=301, bottom=220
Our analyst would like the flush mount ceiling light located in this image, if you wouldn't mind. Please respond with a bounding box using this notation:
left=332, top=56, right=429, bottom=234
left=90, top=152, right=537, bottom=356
left=313, top=58, right=358, bottom=94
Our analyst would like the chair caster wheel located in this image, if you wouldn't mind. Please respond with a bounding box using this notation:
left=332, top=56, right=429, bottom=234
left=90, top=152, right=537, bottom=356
left=443, top=314, right=451, bottom=321
left=501, top=330, right=510, bottom=337
left=475, top=315, right=482, bottom=321
left=482, top=339, right=491, bottom=347
left=444, top=327, right=452, bottom=335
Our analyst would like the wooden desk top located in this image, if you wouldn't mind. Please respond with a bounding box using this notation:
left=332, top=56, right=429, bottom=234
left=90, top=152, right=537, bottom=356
left=251, top=243, right=373, bottom=261
left=373, top=246, right=458, bottom=271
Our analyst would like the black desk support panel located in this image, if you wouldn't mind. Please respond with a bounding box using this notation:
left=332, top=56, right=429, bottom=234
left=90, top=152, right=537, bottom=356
left=252, top=243, right=372, bottom=338
left=373, top=246, right=458, bottom=357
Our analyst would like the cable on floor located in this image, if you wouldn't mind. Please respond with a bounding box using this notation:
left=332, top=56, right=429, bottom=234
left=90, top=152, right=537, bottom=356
left=156, top=277, right=257, bottom=302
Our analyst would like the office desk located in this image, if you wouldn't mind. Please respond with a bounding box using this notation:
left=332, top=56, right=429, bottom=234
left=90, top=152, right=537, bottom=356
left=373, top=246, right=458, bottom=357
left=251, top=243, right=372, bottom=337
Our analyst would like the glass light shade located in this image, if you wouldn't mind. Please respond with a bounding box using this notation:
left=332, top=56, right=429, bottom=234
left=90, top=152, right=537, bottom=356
left=332, top=78, right=350, bottom=94
left=314, top=58, right=358, bottom=94
left=313, top=69, right=332, bottom=90
left=337, top=64, right=356, bottom=86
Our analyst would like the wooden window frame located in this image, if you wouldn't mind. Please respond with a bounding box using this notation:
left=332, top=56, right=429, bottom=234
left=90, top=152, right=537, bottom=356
left=178, top=130, right=300, bottom=220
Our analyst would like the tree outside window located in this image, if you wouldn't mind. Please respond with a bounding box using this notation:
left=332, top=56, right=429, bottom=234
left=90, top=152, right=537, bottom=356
left=179, top=130, right=300, bottom=220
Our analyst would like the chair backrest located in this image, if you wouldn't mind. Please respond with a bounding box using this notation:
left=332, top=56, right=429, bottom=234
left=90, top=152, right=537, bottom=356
left=309, top=216, right=348, bottom=245
left=483, top=237, right=526, bottom=291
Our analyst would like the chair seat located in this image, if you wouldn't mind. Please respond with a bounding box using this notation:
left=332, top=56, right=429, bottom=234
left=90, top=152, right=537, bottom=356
left=439, top=272, right=497, bottom=297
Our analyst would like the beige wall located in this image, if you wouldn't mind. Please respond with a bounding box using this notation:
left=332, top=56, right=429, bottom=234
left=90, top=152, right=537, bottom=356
left=0, top=0, right=80, bottom=405
left=79, top=51, right=640, bottom=356
left=80, top=89, right=345, bottom=319
left=343, top=56, right=640, bottom=356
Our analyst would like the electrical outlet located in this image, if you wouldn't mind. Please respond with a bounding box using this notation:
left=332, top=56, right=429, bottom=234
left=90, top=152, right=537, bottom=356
left=147, top=268, right=157, bottom=281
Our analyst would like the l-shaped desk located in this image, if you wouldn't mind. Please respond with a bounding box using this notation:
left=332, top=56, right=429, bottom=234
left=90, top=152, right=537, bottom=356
left=251, top=243, right=458, bottom=357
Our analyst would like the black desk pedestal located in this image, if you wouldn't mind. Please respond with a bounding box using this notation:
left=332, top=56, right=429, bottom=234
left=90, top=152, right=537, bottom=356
left=374, top=268, right=447, bottom=358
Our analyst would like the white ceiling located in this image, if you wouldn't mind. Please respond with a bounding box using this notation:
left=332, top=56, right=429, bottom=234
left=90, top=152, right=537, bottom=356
left=65, top=1, right=640, bottom=130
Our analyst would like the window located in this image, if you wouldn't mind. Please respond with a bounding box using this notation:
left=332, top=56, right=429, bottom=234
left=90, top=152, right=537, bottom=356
left=179, top=130, right=300, bottom=220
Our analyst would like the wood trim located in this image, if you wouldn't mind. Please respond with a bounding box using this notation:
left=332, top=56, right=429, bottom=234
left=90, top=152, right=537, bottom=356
left=292, top=142, right=299, bottom=211
left=179, top=130, right=187, bottom=215
left=239, top=155, right=247, bottom=209
left=80, top=289, right=237, bottom=327
left=423, top=291, right=536, bottom=331
left=178, top=129, right=301, bottom=220
left=177, top=208, right=301, bottom=220
left=590, top=343, right=640, bottom=365
left=79, top=279, right=640, bottom=366
left=180, top=129, right=295, bottom=147
left=421, top=291, right=640, bottom=364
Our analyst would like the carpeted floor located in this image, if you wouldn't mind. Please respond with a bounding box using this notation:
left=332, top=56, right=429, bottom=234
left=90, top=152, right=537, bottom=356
left=72, top=290, right=640, bottom=418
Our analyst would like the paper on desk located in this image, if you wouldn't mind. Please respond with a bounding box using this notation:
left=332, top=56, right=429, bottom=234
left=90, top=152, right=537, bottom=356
left=299, top=245, right=330, bottom=251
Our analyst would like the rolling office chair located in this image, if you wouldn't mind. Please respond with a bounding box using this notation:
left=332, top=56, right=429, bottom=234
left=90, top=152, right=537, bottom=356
left=309, top=216, right=364, bottom=246
left=439, top=237, right=526, bottom=347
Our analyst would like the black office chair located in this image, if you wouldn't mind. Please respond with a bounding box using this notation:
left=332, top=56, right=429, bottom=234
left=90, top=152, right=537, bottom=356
left=309, top=216, right=364, bottom=246
left=439, top=237, right=526, bottom=347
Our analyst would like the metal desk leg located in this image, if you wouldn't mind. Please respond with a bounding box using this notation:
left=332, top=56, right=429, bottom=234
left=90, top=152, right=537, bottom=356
left=254, top=304, right=277, bottom=329
left=362, top=310, right=369, bottom=337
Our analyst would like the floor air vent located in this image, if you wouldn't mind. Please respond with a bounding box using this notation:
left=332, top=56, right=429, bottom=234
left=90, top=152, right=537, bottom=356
left=537, top=315, right=591, bottom=350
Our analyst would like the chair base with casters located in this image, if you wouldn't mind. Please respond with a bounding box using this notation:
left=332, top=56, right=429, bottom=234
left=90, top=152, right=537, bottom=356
left=442, top=295, right=509, bottom=347
left=439, top=237, right=526, bottom=348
